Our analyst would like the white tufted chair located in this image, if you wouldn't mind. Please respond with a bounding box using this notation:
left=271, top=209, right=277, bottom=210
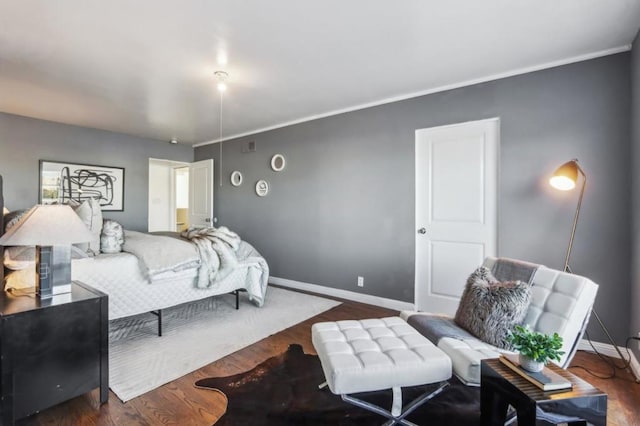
left=402, top=257, right=599, bottom=385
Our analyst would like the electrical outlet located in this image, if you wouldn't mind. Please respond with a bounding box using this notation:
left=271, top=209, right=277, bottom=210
left=357, top=276, right=364, bottom=287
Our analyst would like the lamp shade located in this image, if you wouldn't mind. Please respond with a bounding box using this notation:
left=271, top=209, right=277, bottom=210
left=0, top=205, right=93, bottom=246
left=549, top=160, right=579, bottom=191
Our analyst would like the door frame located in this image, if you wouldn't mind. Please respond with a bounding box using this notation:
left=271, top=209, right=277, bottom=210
left=414, top=117, right=500, bottom=311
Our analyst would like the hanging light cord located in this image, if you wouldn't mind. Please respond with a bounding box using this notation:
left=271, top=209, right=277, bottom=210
left=218, top=89, right=223, bottom=187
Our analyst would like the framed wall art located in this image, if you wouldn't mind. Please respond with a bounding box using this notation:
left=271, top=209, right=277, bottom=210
left=39, top=160, right=125, bottom=211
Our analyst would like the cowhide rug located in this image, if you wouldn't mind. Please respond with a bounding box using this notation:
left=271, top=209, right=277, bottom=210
left=195, top=344, right=481, bottom=425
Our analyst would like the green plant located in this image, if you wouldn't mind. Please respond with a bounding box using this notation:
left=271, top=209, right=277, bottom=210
left=508, top=325, right=565, bottom=363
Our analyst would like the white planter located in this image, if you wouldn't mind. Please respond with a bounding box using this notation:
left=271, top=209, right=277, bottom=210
left=519, top=354, right=544, bottom=372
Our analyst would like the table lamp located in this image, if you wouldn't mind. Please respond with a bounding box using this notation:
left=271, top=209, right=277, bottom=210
left=0, top=205, right=93, bottom=299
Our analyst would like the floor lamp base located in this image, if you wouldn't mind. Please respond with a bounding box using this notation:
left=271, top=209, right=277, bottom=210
left=591, top=309, right=639, bottom=383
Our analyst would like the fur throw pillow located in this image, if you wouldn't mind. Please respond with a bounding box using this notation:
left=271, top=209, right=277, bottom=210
left=100, top=219, right=124, bottom=253
left=454, top=266, right=532, bottom=350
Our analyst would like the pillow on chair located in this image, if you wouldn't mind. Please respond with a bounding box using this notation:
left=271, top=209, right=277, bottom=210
left=454, top=266, right=532, bottom=350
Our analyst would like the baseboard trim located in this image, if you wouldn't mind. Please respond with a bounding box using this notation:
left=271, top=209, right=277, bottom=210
left=577, top=339, right=640, bottom=381
left=269, top=277, right=415, bottom=312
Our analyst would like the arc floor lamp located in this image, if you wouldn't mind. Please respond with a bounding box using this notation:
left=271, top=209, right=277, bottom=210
left=550, top=159, right=637, bottom=381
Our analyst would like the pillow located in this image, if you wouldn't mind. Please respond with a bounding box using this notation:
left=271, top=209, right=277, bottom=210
left=3, top=209, right=28, bottom=233
left=454, top=266, right=532, bottom=350
left=100, top=219, right=124, bottom=253
left=68, top=198, right=103, bottom=256
left=4, top=246, right=35, bottom=270
left=4, top=268, right=35, bottom=290
left=3, top=209, right=32, bottom=270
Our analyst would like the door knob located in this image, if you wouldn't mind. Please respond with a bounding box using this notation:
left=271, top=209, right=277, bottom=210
left=417, top=228, right=426, bottom=234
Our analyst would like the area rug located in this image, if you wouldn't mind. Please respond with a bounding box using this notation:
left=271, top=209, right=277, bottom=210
left=195, top=344, right=481, bottom=425
left=109, top=287, right=341, bottom=402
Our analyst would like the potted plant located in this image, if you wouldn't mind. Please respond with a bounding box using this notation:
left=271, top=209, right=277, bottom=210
left=508, top=325, right=565, bottom=372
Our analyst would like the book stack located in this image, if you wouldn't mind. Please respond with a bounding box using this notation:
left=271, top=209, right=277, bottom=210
left=499, top=353, right=572, bottom=391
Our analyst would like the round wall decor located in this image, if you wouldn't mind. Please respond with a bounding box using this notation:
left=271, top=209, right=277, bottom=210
left=230, top=170, right=243, bottom=186
left=255, top=180, right=269, bottom=197
left=270, top=154, right=286, bottom=172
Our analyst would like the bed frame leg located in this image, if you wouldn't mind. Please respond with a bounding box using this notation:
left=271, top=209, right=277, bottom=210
left=151, top=309, right=163, bottom=336
left=235, top=290, right=239, bottom=310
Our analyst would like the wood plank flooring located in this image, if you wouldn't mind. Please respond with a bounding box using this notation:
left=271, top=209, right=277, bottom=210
left=17, top=293, right=640, bottom=426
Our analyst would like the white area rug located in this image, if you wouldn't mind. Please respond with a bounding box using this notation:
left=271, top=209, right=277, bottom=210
left=109, top=287, right=340, bottom=402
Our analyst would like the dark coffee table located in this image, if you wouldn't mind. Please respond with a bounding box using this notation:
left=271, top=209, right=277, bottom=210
left=480, top=358, right=607, bottom=426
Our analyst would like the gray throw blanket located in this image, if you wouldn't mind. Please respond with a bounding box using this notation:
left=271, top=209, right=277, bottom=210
left=407, top=313, right=475, bottom=344
left=491, top=257, right=539, bottom=284
left=181, top=226, right=241, bottom=289
left=123, top=230, right=200, bottom=281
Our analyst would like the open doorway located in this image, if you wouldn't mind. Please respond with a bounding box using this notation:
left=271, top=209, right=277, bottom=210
left=174, top=166, right=189, bottom=231
left=148, top=158, right=190, bottom=232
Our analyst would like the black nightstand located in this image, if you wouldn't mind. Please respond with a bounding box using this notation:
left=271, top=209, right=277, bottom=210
left=0, top=281, right=108, bottom=424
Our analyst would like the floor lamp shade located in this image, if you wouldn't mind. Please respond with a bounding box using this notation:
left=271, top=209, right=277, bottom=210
left=549, top=160, right=580, bottom=191
left=0, top=205, right=93, bottom=299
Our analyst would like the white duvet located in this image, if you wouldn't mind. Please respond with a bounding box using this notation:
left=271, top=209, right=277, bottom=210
left=122, top=230, right=200, bottom=280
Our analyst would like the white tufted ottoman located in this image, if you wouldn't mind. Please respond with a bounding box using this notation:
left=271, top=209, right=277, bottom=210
left=312, top=317, right=452, bottom=425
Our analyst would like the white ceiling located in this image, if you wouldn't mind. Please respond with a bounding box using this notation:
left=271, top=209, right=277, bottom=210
left=1, top=1, right=639, bottom=146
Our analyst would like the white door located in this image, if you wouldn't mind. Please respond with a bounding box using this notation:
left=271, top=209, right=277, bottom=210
left=415, top=118, right=498, bottom=315
left=189, top=159, right=214, bottom=228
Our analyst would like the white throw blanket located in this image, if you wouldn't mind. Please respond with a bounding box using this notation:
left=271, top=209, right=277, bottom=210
left=122, top=230, right=200, bottom=281
left=181, top=226, right=241, bottom=289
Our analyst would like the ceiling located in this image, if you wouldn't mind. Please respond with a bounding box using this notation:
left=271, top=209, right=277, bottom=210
left=1, top=1, right=639, bottom=146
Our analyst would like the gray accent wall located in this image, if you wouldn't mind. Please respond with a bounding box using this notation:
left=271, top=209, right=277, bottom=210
left=631, top=31, right=640, bottom=356
left=197, top=53, right=632, bottom=344
left=0, top=113, right=193, bottom=230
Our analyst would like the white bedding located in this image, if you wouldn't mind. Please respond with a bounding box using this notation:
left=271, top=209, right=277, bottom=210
left=122, top=230, right=200, bottom=280
left=71, top=240, right=268, bottom=319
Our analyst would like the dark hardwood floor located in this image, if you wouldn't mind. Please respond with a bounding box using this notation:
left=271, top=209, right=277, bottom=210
left=17, top=293, right=640, bottom=426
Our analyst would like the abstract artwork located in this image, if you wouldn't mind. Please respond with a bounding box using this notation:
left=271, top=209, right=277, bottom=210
left=39, top=160, right=125, bottom=211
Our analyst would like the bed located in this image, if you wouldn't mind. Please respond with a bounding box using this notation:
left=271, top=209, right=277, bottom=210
left=0, top=175, right=270, bottom=334
left=71, top=233, right=269, bottom=321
